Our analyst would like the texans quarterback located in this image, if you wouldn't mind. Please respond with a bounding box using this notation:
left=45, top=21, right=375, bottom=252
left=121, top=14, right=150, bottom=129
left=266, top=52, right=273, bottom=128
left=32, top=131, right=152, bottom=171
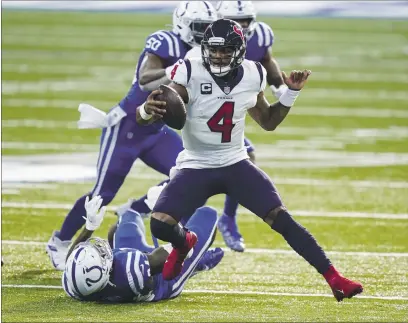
left=46, top=1, right=221, bottom=270
left=63, top=188, right=224, bottom=303
left=137, top=19, right=364, bottom=302
left=184, top=1, right=287, bottom=252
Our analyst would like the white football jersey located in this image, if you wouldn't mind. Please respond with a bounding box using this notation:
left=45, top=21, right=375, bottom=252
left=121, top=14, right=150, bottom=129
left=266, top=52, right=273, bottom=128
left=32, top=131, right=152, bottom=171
left=167, top=57, right=267, bottom=169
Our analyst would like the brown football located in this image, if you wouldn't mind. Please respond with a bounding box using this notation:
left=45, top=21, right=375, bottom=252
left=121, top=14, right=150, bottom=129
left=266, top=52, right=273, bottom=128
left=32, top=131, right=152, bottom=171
left=155, top=84, right=186, bottom=130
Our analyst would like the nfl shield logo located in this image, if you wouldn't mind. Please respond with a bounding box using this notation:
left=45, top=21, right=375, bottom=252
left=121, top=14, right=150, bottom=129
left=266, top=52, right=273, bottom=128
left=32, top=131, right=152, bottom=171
left=224, top=86, right=231, bottom=94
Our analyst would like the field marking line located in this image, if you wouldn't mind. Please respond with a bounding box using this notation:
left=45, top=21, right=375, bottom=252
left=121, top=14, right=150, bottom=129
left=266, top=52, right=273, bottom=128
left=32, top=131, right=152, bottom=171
left=2, top=240, right=408, bottom=258
left=3, top=201, right=408, bottom=220
left=1, top=284, right=407, bottom=301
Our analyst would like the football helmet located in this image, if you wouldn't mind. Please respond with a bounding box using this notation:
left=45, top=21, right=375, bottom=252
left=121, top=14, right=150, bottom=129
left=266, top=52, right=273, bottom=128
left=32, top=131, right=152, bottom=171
left=63, top=238, right=113, bottom=298
left=201, top=18, right=246, bottom=76
left=216, top=1, right=257, bottom=38
left=173, top=1, right=217, bottom=47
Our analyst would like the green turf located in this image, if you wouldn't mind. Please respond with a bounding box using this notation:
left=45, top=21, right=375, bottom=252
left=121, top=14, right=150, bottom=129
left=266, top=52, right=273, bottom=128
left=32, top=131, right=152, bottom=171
left=2, top=9, right=408, bottom=322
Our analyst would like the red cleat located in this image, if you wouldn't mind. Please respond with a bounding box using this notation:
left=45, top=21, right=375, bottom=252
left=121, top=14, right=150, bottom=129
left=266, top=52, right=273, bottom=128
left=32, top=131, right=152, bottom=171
left=324, top=265, right=364, bottom=302
left=162, top=231, right=198, bottom=280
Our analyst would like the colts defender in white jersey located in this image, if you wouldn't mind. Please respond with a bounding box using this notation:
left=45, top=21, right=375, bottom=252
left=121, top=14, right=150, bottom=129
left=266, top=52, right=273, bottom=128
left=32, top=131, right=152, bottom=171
left=138, top=19, right=364, bottom=302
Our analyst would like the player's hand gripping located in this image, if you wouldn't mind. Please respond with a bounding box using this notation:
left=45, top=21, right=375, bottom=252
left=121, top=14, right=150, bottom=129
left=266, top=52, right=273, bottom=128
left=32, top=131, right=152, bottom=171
left=144, top=89, right=167, bottom=119
left=282, top=70, right=311, bottom=91
left=83, top=195, right=107, bottom=231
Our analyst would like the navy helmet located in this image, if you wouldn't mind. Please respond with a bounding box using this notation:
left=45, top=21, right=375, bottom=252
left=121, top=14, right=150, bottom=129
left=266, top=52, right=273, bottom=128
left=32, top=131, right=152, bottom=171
left=201, top=19, right=247, bottom=76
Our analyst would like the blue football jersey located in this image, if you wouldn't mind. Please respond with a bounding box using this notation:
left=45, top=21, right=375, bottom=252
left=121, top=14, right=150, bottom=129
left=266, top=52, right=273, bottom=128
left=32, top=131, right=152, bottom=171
left=117, top=30, right=191, bottom=133
left=63, top=248, right=155, bottom=303
left=245, top=21, right=274, bottom=62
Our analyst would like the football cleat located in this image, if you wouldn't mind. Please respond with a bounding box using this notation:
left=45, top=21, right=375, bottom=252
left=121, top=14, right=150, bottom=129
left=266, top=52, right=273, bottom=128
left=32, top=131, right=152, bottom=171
left=192, top=247, right=224, bottom=277
left=46, top=230, right=71, bottom=271
left=162, top=231, right=198, bottom=280
left=325, top=266, right=363, bottom=302
left=218, top=213, right=245, bottom=252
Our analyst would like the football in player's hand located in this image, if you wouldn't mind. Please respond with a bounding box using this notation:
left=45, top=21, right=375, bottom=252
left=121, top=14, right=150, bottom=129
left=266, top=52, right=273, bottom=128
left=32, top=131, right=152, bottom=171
left=154, top=84, right=186, bottom=130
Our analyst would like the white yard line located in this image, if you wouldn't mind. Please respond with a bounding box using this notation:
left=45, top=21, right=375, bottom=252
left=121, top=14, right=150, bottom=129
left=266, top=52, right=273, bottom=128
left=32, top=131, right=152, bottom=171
left=129, top=173, right=408, bottom=189
left=2, top=158, right=408, bottom=189
left=4, top=98, right=408, bottom=119
left=1, top=183, right=58, bottom=189
left=3, top=240, right=408, bottom=258
left=3, top=63, right=408, bottom=83
left=3, top=79, right=408, bottom=99
left=2, top=201, right=408, bottom=219
left=2, top=142, right=97, bottom=151
left=1, top=189, right=21, bottom=195
left=1, top=284, right=407, bottom=301
left=2, top=120, right=78, bottom=129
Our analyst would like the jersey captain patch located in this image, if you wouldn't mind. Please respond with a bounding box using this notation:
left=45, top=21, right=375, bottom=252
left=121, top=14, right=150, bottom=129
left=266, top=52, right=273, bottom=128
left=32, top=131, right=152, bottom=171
left=201, top=83, right=212, bottom=94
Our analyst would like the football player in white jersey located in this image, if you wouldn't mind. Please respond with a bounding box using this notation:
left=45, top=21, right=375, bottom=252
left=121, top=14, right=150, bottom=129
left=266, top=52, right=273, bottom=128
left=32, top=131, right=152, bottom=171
left=183, top=1, right=287, bottom=252
left=215, top=0, right=287, bottom=252
left=137, top=19, right=363, bottom=302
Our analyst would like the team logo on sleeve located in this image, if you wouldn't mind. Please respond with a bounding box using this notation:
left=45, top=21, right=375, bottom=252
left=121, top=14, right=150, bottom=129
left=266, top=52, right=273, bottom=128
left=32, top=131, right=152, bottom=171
left=201, top=83, right=212, bottom=94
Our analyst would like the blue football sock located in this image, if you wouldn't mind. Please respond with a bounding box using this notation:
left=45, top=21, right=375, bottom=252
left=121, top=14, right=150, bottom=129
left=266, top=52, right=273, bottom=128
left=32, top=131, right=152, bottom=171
left=223, top=195, right=239, bottom=218
left=59, top=195, right=88, bottom=241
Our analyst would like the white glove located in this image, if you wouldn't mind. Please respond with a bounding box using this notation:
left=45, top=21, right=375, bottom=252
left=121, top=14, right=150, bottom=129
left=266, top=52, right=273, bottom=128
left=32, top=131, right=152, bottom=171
left=77, top=104, right=126, bottom=129
left=83, top=195, right=107, bottom=231
left=144, top=183, right=167, bottom=211
left=77, top=103, right=109, bottom=129
left=270, top=84, right=288, bottom=100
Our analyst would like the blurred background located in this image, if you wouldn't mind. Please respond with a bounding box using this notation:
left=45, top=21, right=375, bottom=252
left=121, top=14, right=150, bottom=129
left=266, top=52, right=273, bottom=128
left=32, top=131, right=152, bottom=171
left=1, top=1, right=408, bottom=322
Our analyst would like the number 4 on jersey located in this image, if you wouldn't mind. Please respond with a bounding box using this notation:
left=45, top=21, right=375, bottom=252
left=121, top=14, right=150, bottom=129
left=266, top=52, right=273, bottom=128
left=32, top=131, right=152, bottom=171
left=207, top=102, right=235, bottom=143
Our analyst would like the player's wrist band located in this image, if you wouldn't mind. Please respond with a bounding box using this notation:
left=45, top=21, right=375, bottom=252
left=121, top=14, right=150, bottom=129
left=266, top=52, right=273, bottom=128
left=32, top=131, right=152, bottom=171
left=139, top=103, right=152, bottom=120
left=279, top=88, right=300, bottom=107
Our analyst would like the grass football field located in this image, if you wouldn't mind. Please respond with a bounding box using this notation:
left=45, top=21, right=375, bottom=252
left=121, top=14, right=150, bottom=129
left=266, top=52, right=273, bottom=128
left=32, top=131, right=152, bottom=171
left=1, top=10, right=408, bottom=322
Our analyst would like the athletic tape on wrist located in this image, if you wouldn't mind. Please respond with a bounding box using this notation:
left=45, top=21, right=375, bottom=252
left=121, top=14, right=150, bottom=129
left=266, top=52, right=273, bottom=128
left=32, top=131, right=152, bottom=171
left=139, top=103, right=152, bottom=120
left=279, top=88, right=300, bottom=107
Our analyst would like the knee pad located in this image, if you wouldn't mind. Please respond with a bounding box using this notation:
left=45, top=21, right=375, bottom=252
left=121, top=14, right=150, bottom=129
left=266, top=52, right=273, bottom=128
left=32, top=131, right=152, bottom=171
left=150, top=217, right=169, bottom=237
left=263, top=206, right=288, bottom=228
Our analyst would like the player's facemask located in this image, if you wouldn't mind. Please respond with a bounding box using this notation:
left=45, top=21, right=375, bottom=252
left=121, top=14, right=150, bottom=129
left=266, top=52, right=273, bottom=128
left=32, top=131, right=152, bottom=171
left=190, top=21, right=213, bottom=46
left=201, top=19, right=246, bottom=77
left=202, top=44, right=237, bottom=76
